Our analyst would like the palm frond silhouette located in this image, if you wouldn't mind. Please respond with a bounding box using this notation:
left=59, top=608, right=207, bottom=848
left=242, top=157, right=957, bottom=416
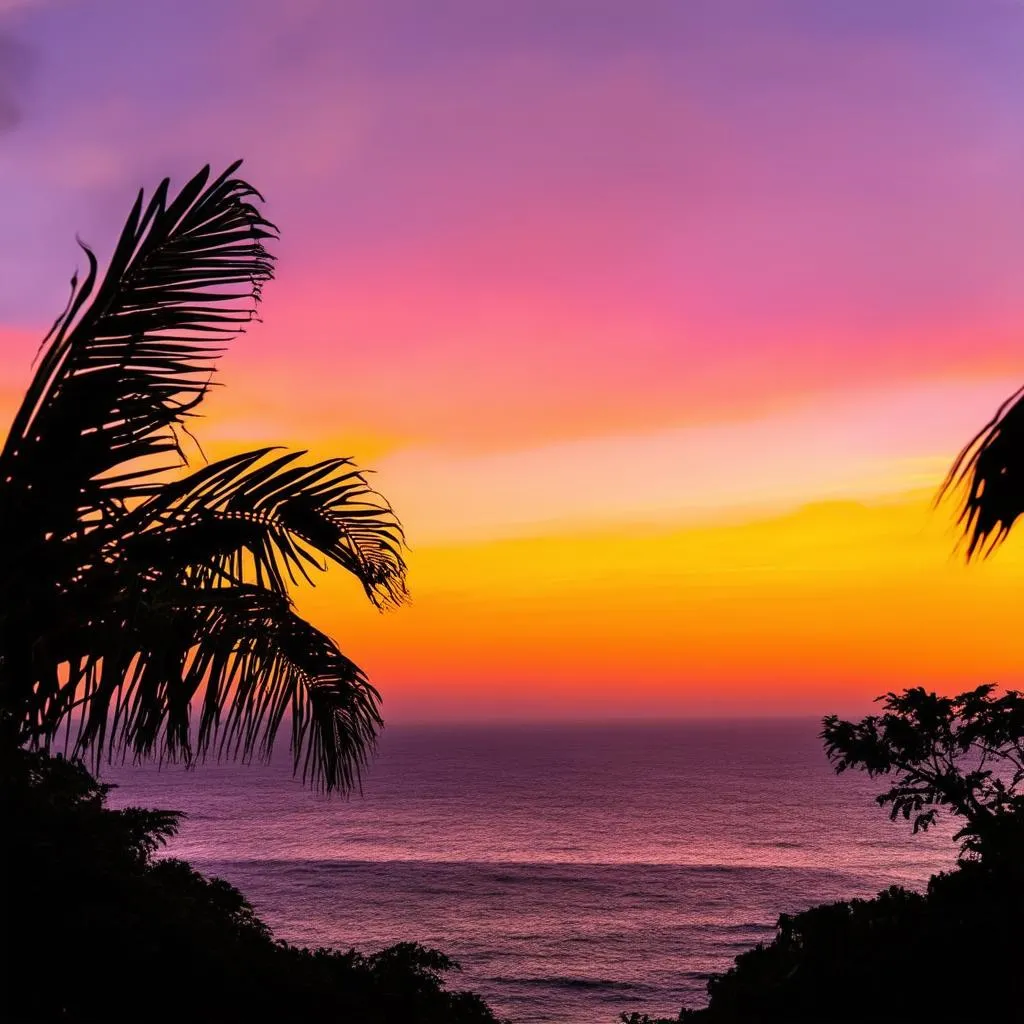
left=940, top=385, right=1024, bottom=559
left=0, top=163, right=407, bottom=791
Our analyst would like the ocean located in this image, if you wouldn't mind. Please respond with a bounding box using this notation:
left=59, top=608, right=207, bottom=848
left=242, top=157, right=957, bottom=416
left=101, top=720, right=957, bottom=1023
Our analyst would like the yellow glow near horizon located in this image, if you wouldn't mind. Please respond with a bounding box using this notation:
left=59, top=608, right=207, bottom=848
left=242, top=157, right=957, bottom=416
left=293, top=491, right=1024, bottom=721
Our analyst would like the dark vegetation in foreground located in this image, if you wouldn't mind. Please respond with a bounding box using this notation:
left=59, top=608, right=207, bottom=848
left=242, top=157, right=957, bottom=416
left=671, top=865, right=1023, bottom=1023
left=4, top=747, right=501, bottom=1023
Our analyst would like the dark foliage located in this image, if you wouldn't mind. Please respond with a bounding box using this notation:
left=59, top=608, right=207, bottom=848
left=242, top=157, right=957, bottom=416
left=2, top=748, right=500, bottom=1023
left=620, top=1013, right=679, bottom=1023
left=0, top=164, right=407, bottom=791
left=822, top=684, right=1024, bottom=863
left=629, top=686, right=1024, bottom=1022
left=677, top=865, right=1024, bottom=1023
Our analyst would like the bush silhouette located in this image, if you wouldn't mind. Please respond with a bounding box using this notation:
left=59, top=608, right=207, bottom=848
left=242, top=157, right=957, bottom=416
left=676, top=864, right=1023, bottom=1022
left=3, top=747, right=500, bottom=1023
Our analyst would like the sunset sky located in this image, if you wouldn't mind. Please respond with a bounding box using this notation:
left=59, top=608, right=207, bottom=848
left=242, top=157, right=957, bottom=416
left=3, top=0, right=1024, bottom=720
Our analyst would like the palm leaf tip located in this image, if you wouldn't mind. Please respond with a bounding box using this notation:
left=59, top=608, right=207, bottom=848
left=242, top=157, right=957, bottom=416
left=0, top=161, right=279, bottom=532
left=75, top=588, right=384, bottom=795
left=119, top=447, right=409, bottom=605
left=939, top=386, right=1024, bottom=560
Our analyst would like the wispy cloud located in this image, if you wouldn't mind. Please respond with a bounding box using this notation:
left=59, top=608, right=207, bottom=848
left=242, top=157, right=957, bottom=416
left=0, top=31, right=32, bottom=133
left=0, top=1, right=47, bottom=13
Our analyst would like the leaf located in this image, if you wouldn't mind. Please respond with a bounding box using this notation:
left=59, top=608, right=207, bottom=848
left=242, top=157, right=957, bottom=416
left=118, top=448, right=407, bottom=607
left=0, top=162, right=276, bottom=552
left=939, top=385, right=1024, bottom=559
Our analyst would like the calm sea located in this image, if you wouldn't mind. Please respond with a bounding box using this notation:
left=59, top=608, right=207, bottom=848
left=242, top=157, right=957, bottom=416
left=102, top=721, right=956, bottom=1023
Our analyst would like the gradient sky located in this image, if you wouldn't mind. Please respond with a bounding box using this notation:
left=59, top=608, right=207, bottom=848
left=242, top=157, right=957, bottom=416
left=3, top=0, right=1024, bottom=720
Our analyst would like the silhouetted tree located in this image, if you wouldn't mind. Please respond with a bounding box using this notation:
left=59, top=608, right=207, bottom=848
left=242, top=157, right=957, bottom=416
left=648, top=687, right=1024, bottom=1022
left=823, top=685, right=1024, bottom=865
left=0, top=164, right=407, bottom=790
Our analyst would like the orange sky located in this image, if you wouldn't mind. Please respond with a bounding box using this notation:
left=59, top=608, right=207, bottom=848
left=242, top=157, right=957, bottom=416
left=3, top=1, right=1024, bottom=719
left=289, top=491, right=1024, bottom=721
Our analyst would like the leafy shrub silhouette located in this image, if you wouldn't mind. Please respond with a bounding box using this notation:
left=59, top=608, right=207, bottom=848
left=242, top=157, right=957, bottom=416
left=676, top=865, right=1023, bottom=1022
left=823, top=685, right=1024, bottom=864
left=3, top=748, right=501, bottom=1023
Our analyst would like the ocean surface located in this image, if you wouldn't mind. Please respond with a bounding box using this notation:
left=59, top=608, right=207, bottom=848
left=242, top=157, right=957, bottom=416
left=102, top=721, right=957, bottom=1023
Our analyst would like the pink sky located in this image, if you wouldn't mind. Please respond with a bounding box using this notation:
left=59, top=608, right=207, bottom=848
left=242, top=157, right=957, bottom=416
left=2, top=0, right=1024, bottom=718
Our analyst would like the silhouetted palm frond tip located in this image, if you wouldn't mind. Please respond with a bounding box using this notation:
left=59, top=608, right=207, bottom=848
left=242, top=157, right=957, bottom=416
left=0, top=163, right=407, bottom=791
left=3, top=161, right=277, bottom=526
left=939, top=384, right=1024, bottom=560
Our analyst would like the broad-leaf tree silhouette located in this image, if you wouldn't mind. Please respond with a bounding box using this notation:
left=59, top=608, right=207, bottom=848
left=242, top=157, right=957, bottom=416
left=823, top=685, right=1024, bottom=864
left=0, top=163, right=407, bottom=791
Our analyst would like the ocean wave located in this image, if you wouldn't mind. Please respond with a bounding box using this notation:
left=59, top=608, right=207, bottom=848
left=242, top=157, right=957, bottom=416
left=487, top=976, right=642, bottom=991
left=692, top=921, right=775, bottom=933
left=188, top=856, right=825, bottom=873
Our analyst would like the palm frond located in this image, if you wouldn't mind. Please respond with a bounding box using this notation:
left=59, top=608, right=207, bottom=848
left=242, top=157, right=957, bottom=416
left=34, top=586, right=381, bottom=792
left=939, top=385, right=1024, bottom=558
left=0, top=162, right=276, bottom=543
left=1, top=163, right=406, bottom=793
left=117, top=448, right=408, bottom=606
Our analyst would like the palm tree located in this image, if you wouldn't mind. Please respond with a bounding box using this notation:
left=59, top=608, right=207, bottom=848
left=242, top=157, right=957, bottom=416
left=0, top=163, right=407, bottom=791
left=941, top=385, right=1024, bottom=558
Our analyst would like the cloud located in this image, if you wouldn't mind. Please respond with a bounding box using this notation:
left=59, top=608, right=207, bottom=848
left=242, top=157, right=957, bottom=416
left=366, top=376, right=1021, bottom=545
left=0, top=0, right=51, bottom=14
left=0, top=31, right=33, bottom=133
